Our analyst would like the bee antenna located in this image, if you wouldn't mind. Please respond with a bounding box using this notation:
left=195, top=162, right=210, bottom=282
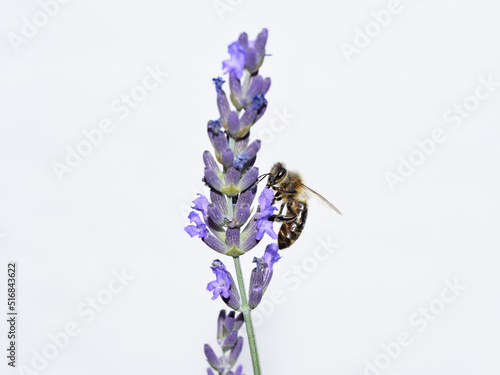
left=257, top=173, right=270, bottom=184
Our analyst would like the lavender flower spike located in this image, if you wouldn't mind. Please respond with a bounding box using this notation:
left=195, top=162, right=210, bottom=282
left=205, top=310, right=246, bottom=375
left=186, top=29, right=273, bottom=375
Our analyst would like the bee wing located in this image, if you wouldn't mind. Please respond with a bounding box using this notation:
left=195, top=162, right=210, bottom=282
left=300, top=183, right=342, bottom=215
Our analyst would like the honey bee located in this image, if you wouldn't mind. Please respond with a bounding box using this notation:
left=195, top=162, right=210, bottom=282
left=264, top=162, right=342, bottom=250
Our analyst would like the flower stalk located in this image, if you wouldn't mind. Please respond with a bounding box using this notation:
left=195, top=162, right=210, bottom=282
left=233, top=256, right=261, bottom=375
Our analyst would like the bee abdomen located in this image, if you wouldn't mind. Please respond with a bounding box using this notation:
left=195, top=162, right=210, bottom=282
left=278, top=201, right=308, bottom=249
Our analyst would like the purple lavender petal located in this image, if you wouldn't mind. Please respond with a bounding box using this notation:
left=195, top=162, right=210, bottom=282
left=184, top=211, right=208, bottom=238
left=263, top=243, right=281, bottom=270
left=204, top=344, right=221, bottom=368
left=207, top=260, right=232, bottom=299
left=192, top=194, right=210, bottom=218
left=222, top=41, right=246, bottom=80
left=225, top=227, right=240, bottom=248
left=228, top=337, right=244, bottom=367
left=184, top=224, right=207, bottom=238
left=254, top=187, right=278, bottom=240
left=235, top=365, right=243, bottom=375
left=256, top=219, right=277, bottom=241
left=238, top=167, right=258, bottom=192
left=205, top=168, right=224, bottom=191
left=260, top=186, right=275, bottom=206
left=210, top=189, right=228, bottom=216
left=225, top=167, right=241, bottom=187
left=202, top=233, right=226, bottom=253
left=207, top=369, right=215, bottom=375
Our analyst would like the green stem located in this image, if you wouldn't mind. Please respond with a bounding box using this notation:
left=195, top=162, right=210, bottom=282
left=233, top=256, right=261, bottom=375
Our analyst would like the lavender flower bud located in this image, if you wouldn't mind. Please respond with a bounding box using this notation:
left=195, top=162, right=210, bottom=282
left=228, top=337, right=244, bottom=367
left=222, top=331, right=238, bottom=351
left=248, top=266, right=264, bottom=309
left=204, top=344, right=221, bottom=370
left=248, top=244, right=281, bottom=309
left=221, top=148, right=235, bottom=169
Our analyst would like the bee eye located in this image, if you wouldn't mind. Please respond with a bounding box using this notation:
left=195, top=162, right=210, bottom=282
left=276, top=168, right=286, bottom=180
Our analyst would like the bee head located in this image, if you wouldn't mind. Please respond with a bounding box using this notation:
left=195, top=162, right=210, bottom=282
left=267, top=162, right=287, bottom=186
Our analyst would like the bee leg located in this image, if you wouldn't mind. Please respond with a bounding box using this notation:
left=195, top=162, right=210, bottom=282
left=269, top=205, right=297, bottom=223
left=276, top=189, right=297, bottom=194
left=272, top=191, right=282, bottom=205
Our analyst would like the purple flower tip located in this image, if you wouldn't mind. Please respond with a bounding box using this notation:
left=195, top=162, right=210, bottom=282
left=184, top=211, right=208, bottom=238
left=207, top=260, right=232, bottom=300
left=233, top=152, right=249, bottom=170
left=213, top=77, right=225, bottom=94
left=222, top=41, right=246, bottom=80
left=252, top=93, right=267, bottom=110
left=208, top=119, right=222, bottom=135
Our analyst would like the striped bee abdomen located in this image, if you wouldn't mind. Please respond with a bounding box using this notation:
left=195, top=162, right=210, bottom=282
left=278, top=201, right=308, bottom=249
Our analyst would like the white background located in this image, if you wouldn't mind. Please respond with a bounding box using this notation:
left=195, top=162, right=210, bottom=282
left=1, top=0, right=500, bottom=374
